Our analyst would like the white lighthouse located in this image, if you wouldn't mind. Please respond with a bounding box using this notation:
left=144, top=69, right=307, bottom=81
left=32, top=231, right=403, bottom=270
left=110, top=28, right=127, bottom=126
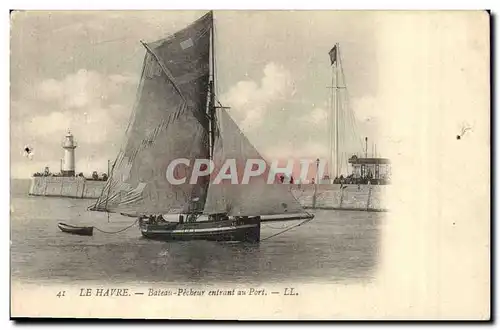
left=62, top=129, right=77, bottom=177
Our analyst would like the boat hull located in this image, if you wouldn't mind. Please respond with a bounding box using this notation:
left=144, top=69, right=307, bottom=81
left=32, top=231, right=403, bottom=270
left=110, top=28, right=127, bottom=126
left=139, top=217, right=261, bottom=243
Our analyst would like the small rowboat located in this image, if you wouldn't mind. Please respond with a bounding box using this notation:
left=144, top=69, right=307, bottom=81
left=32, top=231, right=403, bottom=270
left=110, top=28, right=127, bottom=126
left=58, top=222, right=94, bottom=236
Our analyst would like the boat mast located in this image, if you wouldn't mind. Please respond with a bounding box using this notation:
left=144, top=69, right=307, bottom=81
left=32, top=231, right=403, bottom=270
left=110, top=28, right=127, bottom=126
left=328, top=62, right=334, bottom=183
left=208, top=11, right=216, bottom=160
left=208, top=11, right=230, bottom=160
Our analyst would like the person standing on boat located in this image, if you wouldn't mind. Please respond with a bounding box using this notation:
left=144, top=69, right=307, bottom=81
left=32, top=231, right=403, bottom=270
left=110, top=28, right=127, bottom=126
left=138, top=216, right=146, bottom=226
left=187, top=213, right=197, bottom=222
left=149, top=215, right=156, bottom=225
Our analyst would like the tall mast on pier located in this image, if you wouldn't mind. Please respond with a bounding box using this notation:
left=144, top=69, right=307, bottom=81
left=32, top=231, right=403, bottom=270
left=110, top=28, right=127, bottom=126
left=328, top=43, right=341, bottom=180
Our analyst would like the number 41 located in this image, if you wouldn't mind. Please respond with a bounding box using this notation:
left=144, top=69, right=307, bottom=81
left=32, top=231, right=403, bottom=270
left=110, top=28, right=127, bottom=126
left=56, top=291, right=66, bottom=298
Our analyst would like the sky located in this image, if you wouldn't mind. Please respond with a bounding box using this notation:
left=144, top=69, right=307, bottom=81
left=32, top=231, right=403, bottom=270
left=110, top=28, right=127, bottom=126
left=10, top=10, right=386, bottom=179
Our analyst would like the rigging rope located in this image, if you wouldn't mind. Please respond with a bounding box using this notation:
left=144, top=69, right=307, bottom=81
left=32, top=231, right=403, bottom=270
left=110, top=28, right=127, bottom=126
left=263, top=223, right=289, bottom=230
left=339, top=56, right=365, bottom=155
left=260, top=216, right=315, bottom=242
left=259, top=185, right=315, bottom=240
left=93, top=219, right=139, bottom=234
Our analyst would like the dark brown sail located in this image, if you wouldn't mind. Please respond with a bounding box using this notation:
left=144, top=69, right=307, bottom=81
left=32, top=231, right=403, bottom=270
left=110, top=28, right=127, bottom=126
left=92, top=12, right=213, bottom=216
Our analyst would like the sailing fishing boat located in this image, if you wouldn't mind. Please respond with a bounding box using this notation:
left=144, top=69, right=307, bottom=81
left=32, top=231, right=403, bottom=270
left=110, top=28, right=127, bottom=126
left=90, top=11, right=314, bottom=242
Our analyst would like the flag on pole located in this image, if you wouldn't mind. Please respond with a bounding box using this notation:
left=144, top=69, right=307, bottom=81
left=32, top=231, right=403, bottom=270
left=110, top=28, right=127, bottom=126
left=329, top=44, right=338, bottom=65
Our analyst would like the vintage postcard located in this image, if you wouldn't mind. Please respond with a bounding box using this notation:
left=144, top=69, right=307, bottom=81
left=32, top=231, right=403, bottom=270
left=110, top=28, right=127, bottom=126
left=10, top=10, right=490, bottom=320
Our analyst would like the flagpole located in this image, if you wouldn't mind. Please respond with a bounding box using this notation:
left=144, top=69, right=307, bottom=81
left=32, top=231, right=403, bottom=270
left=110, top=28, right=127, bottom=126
left=327, top=43, right=340, bottom=182
left=329, top=62, right=335, bottom=183
left=335, top=42, right=340, bottom=179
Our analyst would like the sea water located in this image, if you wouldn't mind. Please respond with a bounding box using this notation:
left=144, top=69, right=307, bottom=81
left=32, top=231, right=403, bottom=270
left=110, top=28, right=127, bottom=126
left=10, top=179, right=382, bottom=286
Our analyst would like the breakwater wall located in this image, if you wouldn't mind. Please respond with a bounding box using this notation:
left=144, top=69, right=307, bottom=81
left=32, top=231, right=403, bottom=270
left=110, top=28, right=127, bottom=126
left=291, top=184, right=389, bottom=212
left=28, top=177, right=389, bottom=212
left=28, top=177, right=106, bottom=199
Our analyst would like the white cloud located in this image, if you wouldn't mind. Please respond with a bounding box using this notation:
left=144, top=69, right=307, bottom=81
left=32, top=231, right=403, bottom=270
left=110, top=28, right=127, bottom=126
left=25, top=106, right=121, bottom=145
left=302, top=107, right=328, bottom=125
left=27, top=69, right=137, bottom=141
left=260, top=62, right=293, bottom=98
left=37, top=79, right=64, bottom=101
left=26, top=111, right=71, bottom=135
left=34, top=69, right=137, bottom=110
left=221, top=62, right=293, bottom=130
left=240, top=109, right=264, bottom=131
left=11, top=69, right=138, bottom=178
left=109, top=73, right=137, bottom=85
